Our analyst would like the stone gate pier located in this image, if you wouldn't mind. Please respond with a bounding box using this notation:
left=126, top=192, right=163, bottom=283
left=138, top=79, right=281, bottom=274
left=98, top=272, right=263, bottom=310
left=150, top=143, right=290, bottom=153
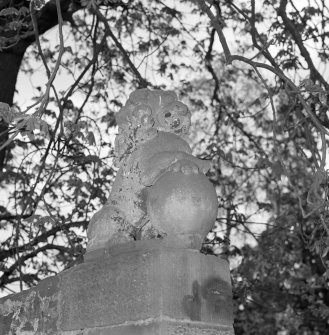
left=0, top=239, right=234, bottom=334
left=0, top=89, right=234, bottom=334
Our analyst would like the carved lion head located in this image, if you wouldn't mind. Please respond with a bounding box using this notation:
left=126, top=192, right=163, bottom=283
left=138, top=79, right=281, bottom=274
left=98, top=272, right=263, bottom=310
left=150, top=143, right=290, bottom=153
left=114, top=89, right=191, bottom=165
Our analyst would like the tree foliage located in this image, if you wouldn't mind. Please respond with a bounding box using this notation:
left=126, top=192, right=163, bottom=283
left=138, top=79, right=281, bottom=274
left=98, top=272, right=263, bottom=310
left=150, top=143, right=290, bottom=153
left=0, top=0, right=329, bottom=333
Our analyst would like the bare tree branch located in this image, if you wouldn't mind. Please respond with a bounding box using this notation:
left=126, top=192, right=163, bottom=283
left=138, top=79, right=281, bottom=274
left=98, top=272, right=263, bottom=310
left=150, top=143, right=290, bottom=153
left=91, top=4, right=149, bottom=88
left=277, top=0, right=329, bottom=90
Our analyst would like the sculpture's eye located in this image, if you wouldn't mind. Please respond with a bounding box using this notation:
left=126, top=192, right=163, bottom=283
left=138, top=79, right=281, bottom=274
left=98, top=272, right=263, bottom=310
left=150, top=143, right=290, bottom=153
left=165, top=112, right=171, bottom=117
left=141, top=115, right=154, bottom=126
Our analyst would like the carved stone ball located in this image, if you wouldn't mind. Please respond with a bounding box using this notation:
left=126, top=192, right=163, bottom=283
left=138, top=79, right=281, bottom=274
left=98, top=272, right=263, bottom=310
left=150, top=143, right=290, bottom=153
left=146, top=171, right=218, bottom=240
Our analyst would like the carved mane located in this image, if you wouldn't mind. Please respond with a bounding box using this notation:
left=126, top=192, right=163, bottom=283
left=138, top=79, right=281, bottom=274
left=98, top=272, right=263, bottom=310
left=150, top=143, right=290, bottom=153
left=114, top=89, right=191, bottom=166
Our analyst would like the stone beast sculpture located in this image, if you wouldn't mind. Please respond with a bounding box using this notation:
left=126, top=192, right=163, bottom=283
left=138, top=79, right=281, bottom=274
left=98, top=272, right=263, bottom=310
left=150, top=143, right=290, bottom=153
left=87, top=89, right=218, bottom=253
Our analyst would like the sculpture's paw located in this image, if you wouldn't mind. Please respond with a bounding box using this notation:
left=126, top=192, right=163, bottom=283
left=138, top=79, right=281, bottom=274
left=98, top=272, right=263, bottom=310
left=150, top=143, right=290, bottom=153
left=198, top=159, right=211, bottom=175
left=169, top=159, right=200, bottom=175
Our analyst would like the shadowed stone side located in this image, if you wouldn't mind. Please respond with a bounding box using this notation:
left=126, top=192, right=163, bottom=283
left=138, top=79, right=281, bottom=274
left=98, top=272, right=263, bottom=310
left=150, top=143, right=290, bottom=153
left=0, top=240, right=234, bottom=335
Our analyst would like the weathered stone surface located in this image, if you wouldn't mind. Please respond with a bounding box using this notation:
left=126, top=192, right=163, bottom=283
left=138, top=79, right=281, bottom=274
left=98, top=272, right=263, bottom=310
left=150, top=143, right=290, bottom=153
left=59, top=245, right=157, bottom=330
left=0, top=275, right=60, bottom=334
left=0, top=240, right=234, bottom=334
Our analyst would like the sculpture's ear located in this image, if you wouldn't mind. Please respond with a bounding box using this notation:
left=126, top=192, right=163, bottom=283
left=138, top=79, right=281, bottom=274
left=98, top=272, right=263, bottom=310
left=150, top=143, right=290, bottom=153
left=116, top=101, right=134, bottom=128
left=115, top=109, right=128, bottom=127
left=129, top=88, right=150, bottom=104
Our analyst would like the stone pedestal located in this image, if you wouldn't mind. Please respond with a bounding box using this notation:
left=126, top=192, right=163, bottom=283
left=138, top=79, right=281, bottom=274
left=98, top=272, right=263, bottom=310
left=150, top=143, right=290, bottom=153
left=0, top=239, right=234, bottom=334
